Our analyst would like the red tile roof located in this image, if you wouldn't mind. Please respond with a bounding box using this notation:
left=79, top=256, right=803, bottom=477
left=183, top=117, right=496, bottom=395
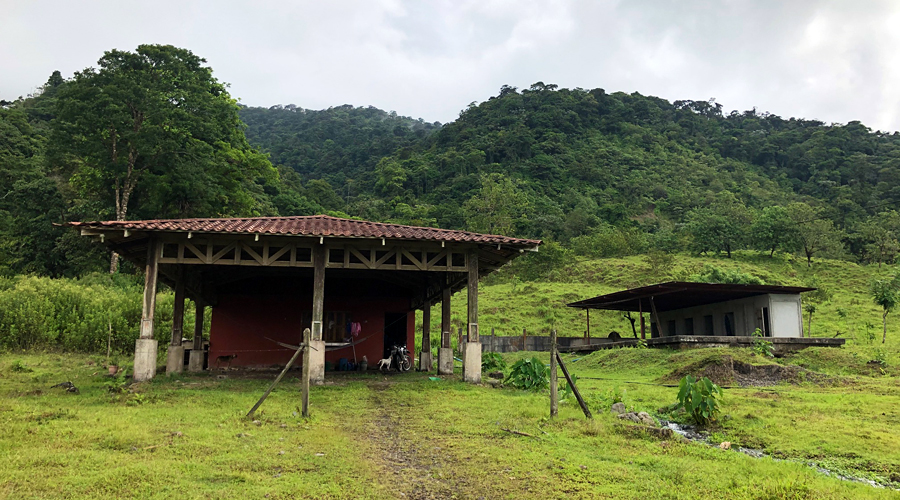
left=68, top=215, right=541, bottom=247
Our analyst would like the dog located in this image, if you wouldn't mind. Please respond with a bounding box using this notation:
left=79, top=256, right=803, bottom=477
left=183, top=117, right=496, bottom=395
left=376, top=357, right=392, bottom=371
left=215, top=354, right=238, bottom=368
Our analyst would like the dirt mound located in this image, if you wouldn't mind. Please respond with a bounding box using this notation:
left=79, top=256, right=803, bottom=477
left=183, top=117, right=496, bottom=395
left=664, top=355, right=832, bottom=387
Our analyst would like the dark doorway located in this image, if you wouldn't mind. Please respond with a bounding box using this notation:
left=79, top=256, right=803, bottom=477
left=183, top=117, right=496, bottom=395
left=383, top=312, right=408, bottom=359
left=763, top=307, right=772, bottom=337
left=724, top=312, right=735, bottom=336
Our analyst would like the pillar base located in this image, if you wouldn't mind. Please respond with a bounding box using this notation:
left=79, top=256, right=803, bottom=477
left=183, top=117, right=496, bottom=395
left=463, top=342, right=482, bottom=383
left=418, top=350, right=433, bottom=371
left=307, top=340, right=325, bottom=385
left=188, top=349, right=204, bottom=372
left=166, top=345, right=185, bottom=375
left=437, top=348, right=454, bottom=375
left=134, top=338, right=158, bottom=382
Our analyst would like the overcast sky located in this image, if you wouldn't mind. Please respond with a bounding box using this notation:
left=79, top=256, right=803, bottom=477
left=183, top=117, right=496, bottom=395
left=2, top=0, right=899, bottom=131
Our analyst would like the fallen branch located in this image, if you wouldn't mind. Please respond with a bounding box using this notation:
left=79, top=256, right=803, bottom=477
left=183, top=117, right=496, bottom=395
left=500, top=427, right=536, bottom=438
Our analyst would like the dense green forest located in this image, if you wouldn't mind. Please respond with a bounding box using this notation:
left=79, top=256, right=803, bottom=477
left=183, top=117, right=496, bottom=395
left=3, top=45, right=900, bottom=280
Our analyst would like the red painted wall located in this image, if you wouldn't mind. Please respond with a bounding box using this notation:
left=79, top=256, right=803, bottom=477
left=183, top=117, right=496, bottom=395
left=208, top=294, right=414, bottom=368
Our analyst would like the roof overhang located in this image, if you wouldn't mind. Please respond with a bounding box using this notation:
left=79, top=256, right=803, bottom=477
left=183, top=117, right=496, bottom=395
left=566, top=281, right=815, bottom=313
left=64, top=216, right=541, bottom=305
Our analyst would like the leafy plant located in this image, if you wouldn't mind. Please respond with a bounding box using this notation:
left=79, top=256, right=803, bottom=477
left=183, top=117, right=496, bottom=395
left=873, top=348, right=888, bottom=367
left=481, top=352, right=506, bottom=372
left=505, top=357, right=549, bottom=391
left=864, top=321, right=876, bottom=344
left=558, top=374, right=579, bottom=400
left=676, top=375, right=723, bottom=425
left=752, top=328, right=774, bottom=357
left=10, top=360, right=33, bottom=373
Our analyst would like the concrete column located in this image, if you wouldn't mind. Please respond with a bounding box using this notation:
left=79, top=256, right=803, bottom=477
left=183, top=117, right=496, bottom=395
left=419, top=303, right=433, bottom=371
left=307, top=245, right=326, bottom=385
left=438, top=285, right=453, bottom=375
left=188, top=301, right=205, bottom=372
left=463, top=249, right=481, bottom=383
left=166, top=274, right=186, bottom=375
left=134, top=240, right=159, bottom=381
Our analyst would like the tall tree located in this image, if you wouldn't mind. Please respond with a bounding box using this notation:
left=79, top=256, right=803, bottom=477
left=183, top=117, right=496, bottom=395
left=51, top=44, right=276, bottom=272
left=858, top=211, right=900, bottom=267
left=871, top=274, right=899, bottom=344
left=787, top=202, right=843, bottom=267
left=463, top=173, right=530, bottom=236
left=685, top=192, right=751, bottom=258
left=750, top=205, right=795, bottom=257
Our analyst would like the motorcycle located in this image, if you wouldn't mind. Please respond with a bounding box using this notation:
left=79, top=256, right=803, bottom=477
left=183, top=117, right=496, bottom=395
left=386, top=344, right=412, bottom=373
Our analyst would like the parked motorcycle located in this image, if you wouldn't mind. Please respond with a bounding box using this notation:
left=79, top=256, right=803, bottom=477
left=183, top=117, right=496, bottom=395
left=388, top=344, right=412, bottom=373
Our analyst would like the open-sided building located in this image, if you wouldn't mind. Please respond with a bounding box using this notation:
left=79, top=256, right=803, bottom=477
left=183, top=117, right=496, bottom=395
left=68, top=215, right=540, bottom=383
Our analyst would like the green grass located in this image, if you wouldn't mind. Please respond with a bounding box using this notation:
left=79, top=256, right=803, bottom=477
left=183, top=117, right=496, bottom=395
left=2, top=350, right=899, bottom=499
left=3, top=253, right=900, bottom=498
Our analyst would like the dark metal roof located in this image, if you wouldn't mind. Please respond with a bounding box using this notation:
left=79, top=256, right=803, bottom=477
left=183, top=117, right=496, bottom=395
left=66, top=215, right=541, bottom=248
left=566, top=281, right=815, bottom=312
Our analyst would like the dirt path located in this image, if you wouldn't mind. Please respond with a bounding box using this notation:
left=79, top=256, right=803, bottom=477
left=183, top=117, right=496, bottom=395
left=366, top=380, right=469, bottom=500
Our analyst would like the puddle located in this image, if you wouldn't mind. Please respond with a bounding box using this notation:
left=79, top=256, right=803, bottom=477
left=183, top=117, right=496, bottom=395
left=661, top=421, right=895, bottom=490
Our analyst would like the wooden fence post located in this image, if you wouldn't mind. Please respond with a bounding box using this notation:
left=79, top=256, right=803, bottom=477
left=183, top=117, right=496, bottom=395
left=550, top=329, right=558, bottom=417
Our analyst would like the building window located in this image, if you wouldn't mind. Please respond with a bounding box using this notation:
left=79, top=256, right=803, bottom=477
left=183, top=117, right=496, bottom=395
left=704, top=315, right=714, bottom=335
left=724, top=312, right=735, bottom=336
left=667, top=320, right=677, bottom=336
left=684, top=318, right=694, bottom=335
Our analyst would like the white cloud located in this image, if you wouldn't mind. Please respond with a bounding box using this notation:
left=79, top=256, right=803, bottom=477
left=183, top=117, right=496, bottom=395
left=1, top=0, right=899, bottom=131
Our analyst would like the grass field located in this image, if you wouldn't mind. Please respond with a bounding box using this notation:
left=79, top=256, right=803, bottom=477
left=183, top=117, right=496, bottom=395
left=2, top=346, right=898, bottom=499
left=2, top=253, right=898, bottom=498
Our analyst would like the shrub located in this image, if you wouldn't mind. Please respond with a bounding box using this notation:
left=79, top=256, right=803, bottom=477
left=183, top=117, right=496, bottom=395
left=752, top=328, right=774, bottom=357
left=676, top=375, right=723, bottom=425
left=481, top=352, right=506, bottom=372
left=505, top=357, right=549, bottom=391
left=0, top=275, right=176, bottom=354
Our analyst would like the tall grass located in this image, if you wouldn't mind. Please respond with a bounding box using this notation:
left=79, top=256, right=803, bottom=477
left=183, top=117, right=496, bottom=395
left=0, top=274, right=182, bottom=353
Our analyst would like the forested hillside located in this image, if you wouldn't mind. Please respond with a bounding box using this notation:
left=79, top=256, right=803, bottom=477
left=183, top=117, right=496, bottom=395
left=2, top=45, right=900, bottom=279
left=240, top=83, right=900, bottom=268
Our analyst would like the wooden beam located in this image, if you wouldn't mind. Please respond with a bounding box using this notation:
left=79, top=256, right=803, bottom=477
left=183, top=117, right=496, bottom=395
left=650, top=296, right=663, bottom=338
left=193, top=301, right=205, bottom=350
left=171, top=272, right=185, bottom=346
left=311, top=244, right=326, bottom=341
left=467, top=249, right=479, bottom=343
left=422, top=302, right=431, bottom=354
left=586, top=309, right=591, bottom=341
left=441, top=285, right=451, bottom=349
left=140, top=240, right=159, bottom=339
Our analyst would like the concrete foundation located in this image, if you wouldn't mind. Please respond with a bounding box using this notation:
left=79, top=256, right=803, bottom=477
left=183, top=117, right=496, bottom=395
left=134, top=338, right=158, bottom=382
left=166, top=345, right=185, bottom=375
left=308, top=339, right=326, bottom=385
left=188, top=349, right=204, bottom=372
left=463, top=341, right=482, bottom=383
left=437, top=347, right=454, bottom=375
left=419, top=351, right=433, bottom=371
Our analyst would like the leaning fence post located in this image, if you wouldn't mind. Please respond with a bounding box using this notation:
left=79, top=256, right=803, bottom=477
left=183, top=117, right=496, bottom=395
left=550, top=329, right=558, bottom=417
left=248, top=328, right=309, bottom=418
left=556, top=351, right=592, bottom=419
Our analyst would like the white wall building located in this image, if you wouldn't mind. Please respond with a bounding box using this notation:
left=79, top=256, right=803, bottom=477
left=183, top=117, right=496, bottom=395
left=568, top=282, right=812, bottom=339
